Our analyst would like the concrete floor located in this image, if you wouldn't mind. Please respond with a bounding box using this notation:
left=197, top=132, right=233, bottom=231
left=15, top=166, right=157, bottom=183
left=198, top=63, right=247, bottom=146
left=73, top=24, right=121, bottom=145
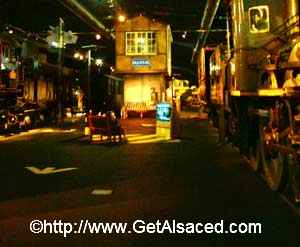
left=0, top=117, right=299, bottom=246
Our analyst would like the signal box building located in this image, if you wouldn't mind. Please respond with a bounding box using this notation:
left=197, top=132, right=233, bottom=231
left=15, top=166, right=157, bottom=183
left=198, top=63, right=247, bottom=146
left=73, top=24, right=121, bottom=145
left=115, top=15, right=172, bottom=113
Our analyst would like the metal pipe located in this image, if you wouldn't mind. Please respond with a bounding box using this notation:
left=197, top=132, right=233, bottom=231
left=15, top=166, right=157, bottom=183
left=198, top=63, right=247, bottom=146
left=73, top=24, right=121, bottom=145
left=58, top=0, right=115, bottom=39
left=191, top=0, right=221, bottom=62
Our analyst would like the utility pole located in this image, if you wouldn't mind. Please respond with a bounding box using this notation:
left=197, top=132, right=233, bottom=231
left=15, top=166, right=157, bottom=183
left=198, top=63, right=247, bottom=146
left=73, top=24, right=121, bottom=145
left=81, top=44, right=100, bottom=111
left=46, top=19, right=77, bottom=125
left=87, top=49, right=92, bottom=110
left=57, top=18, right=65, bottom=126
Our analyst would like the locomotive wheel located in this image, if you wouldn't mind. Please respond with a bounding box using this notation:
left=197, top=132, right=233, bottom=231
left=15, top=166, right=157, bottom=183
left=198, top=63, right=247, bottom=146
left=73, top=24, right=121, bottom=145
left=292, top=165, right=300, bottom=203
left=259, top=125, right=285, bottom=191
left=276, top=100, right=299, bottom=201
left=282, top=138, right=300, bottom=204
left=285, top=153, right=300, bottom=203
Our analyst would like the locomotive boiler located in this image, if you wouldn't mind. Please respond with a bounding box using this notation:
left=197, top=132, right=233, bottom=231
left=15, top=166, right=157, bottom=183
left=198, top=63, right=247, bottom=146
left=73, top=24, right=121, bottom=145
left=198, top=0, right=300, bottom=203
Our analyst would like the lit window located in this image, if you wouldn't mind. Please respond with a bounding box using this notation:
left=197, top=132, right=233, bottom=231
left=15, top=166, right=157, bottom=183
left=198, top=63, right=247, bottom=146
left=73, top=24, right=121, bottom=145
left=248, top=5, right=270, bottom=33
left=126, top=32, right=157, bottom=55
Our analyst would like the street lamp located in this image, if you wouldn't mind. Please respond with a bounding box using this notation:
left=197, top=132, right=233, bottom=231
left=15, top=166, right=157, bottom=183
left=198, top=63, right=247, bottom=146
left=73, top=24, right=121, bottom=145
left=95, top=33, right=101, bottom=40
left=73, top=52, right=80, bottom=59
left=73, top=45, right=106, bottom=110
left=95, top=58, right=104, bottom=67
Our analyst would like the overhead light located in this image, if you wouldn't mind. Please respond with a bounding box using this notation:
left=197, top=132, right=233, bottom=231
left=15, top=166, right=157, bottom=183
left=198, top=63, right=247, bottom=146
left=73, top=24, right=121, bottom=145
left=95, top=58, right=104, bottom=67
left=182, top=31, right=187, bottom=39
left=79, top=55, right=84, bottom=60
left=95, top=34, right=101, bottom=40
left=8, top=29, right=14, bottom=34
left=51, top=41, right=59, bottom=48
left=74, top=52, right=80, bottom=59
left=118, top=14, right=126, bottom=23
left=74, top=90, right=80, bottom=96
left=108, top=0, right=114, bottom=8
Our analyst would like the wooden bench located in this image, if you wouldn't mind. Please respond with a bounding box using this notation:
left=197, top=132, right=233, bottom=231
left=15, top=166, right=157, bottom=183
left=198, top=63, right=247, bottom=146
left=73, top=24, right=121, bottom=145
left=87, top=115, right=125, bottom=143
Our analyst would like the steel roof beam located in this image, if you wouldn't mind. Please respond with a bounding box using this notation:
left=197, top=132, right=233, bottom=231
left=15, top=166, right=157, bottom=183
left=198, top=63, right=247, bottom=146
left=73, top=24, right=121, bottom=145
left=191, top=0, right=221, bottom=62
left=58, top=0, right=115, bottom=39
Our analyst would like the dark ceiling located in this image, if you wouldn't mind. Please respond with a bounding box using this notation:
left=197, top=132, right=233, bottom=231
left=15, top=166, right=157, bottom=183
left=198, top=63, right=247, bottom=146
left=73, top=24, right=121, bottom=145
left=0, top=0, right=227, bottom=83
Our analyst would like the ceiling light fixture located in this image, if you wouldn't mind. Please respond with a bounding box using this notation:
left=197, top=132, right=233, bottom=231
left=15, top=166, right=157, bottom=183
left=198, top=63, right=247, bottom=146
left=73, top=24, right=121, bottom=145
left=95, top=33, right=101, bottom=40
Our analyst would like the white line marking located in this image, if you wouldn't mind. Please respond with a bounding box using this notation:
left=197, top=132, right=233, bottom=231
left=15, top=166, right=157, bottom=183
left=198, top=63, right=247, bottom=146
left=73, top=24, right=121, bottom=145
left=25, top=166, right=78, bottom=175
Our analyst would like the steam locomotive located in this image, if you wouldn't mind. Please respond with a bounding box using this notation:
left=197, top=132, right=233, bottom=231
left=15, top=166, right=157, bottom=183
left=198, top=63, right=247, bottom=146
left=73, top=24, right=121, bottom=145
left=198, top=0, right=300, bottom=203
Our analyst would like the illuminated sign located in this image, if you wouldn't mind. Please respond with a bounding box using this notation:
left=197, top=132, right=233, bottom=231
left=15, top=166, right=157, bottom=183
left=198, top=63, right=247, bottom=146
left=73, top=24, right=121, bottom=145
left=132, top=58, right=151, bottom=67
left=248, top=5, right=270, bottom=33
left=156, top=103, right=172, bottom=121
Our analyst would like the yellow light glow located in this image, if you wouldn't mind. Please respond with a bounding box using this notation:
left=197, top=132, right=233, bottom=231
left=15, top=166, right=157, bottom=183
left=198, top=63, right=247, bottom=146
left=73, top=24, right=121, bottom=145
left=118, top=14, right=126, bottom=23
left=124, top=78, right=160, bottom=104
left=230, top=90, right=241, bottom=96
left=74, top=52, right=80, bottom=59
left=0, top=128, right=76, bottom=142
left=126, top=134, right=180, bottom=144
left=127, top=134, right=157, bottom=141
left=137, top=37, right=145, bottom=44
left=84, top=127, right=91, bottom=136
left=258, top=88, right=284, bottom=97
left=89, top=133, right=180, bottom=144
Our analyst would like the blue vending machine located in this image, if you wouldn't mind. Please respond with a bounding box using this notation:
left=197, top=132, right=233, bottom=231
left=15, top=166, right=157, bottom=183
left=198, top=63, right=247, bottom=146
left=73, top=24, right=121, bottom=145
left=156, top=102, right=172, bottom=140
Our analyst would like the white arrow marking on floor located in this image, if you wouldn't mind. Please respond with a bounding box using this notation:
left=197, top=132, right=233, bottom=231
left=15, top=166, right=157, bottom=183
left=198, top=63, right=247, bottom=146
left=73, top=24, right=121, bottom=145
left=91, top=189, right=113, bottom=196
left=25, top=166, right=78, bottom=175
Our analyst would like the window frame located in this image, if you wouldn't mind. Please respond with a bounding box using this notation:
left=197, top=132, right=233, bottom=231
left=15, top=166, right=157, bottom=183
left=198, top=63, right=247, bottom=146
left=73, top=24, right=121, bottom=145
left=125, top=31, right=157, bottom=56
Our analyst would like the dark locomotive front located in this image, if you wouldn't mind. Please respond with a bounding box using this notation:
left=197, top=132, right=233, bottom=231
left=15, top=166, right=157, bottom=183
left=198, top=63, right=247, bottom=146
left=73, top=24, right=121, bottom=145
left=201, top=0, right=300, bottom=203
